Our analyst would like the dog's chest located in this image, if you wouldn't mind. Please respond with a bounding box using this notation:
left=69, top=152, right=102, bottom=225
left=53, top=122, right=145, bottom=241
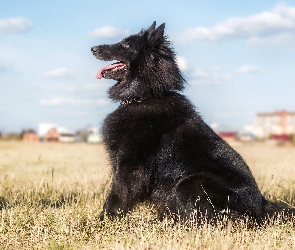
left=102, top=106, right=165, bottom=154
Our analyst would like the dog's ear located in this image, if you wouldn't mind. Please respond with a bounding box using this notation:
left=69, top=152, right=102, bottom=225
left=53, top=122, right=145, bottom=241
left=147, top=21, right=156, bottom=32
left=147, top=23, right=166, bottom=46
left=154, top=23, right=165, bottom=38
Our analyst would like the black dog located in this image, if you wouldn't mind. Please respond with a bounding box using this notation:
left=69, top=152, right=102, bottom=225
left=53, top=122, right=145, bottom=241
left=91, top=22, right=294, bottom=224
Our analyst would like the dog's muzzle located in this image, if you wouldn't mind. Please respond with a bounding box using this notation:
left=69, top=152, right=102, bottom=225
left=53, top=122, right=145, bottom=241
left=91, top=46, right=98, bottom=54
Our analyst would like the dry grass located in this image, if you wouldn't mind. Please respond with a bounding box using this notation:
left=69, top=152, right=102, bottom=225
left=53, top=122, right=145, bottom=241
left=0, top=141, right=294, bottom=249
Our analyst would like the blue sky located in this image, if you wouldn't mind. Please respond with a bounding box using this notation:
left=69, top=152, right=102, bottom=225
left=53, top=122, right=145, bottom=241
left=1, top=0, right=295, bottom=133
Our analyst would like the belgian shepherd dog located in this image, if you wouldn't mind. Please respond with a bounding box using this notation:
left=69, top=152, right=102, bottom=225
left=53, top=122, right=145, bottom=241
left=91, top=22, right=294, bottom=225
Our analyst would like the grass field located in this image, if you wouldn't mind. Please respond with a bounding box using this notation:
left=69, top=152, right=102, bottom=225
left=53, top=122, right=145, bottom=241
left=0, top=141, right=294, bottom=249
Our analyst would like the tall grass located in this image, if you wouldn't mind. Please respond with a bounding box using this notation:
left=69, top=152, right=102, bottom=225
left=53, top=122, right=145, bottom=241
left=0, top=141, right=294, bottom=249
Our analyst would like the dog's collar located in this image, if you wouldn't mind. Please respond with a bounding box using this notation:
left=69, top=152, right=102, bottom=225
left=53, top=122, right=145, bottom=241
left=120, top=98, right=142, bottom=106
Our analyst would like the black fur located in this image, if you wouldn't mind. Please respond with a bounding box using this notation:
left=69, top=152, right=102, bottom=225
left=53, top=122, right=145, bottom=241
left=91, top=22, right=294, bottom=225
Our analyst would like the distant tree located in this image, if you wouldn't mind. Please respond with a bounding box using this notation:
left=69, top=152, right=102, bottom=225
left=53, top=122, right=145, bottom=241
left=20, top=130, right=25, bottom=140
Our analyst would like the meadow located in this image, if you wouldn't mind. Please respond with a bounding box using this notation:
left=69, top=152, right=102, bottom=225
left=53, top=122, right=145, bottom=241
left=0, top=141, right=294, bottom=249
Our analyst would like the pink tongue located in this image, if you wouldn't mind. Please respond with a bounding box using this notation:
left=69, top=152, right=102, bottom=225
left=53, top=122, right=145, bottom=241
left=96, top=62, right=125, bottom=79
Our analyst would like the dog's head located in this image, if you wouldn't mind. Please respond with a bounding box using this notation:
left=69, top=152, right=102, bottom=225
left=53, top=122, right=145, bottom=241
left=91, top=21, right=185, bottom=103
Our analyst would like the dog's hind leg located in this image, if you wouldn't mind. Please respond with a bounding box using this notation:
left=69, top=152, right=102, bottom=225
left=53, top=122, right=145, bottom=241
left=262, top=199, right=295, bottom=225
left=158, top=172, right=230, bottom=224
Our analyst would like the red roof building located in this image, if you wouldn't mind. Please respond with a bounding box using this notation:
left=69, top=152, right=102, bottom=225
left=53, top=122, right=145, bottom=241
left=23, top=129, right=39, bottom=142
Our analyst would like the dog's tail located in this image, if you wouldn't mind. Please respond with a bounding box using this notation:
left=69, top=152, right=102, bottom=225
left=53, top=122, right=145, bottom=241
left=262, top=198, right=295, bottom=224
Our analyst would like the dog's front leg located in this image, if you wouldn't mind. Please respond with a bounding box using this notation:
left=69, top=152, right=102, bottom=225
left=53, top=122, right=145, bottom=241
left=99, top=164, right=149, bottom=221
left=99, top=176, right=129, bottom=220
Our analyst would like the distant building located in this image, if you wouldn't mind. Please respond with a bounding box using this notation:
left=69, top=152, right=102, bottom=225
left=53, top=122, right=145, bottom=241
left=217, top=131, right=237, bottom=142
left=59, top=133, right=75, bottom=143
left=74, top=134, right=84, bottom=142
left=212, top=124, right=238, bottom=142
left=87, top=132, right=102, bottom=144
left=75, top=127, right=99, bottom=142
left=246, top=110, right=295, bottom=140
left=44, top=128, right=59, bottom=142
left=39, top=123, right=75, bottom=142
left=239, top=133, right=254, bottom=142
left=23, top=129, right=39, bottom=142
left=39, top=123, right=59, bottom=140
left=271, top=134, right=291, bottom=141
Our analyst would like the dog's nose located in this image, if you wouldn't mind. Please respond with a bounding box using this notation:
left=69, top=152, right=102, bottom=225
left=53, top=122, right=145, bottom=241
left=91, top=46, right=98, bottom=52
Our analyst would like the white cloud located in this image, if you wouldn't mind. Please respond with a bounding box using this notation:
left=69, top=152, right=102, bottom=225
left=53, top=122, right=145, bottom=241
left=247, top=33, right=295, bottom=45
left=44, top=68, right=75, bottom=78
left=39, top=97, right=109, bottom=106
left=235, top=65, right=259, bottom=74
left=175, top=4, right=295, bottom=44
left=94, top=99, right=110, bottom=106
left=0, top=17, right=32, bottom=34
left=53, top=84, right=77, bottom=92
left=191, top=68, right=209, bottom=79
left=177, top=58, right=232, bottom=85
left=176, top=56, right=190, bottom=71
left=89, top=25, right=129, bottom=39
left=190, top=67, right=232, bottom=85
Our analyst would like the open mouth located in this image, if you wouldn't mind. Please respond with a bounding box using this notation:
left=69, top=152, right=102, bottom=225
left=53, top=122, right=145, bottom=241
left=96, top=61, right=126, bottom=79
